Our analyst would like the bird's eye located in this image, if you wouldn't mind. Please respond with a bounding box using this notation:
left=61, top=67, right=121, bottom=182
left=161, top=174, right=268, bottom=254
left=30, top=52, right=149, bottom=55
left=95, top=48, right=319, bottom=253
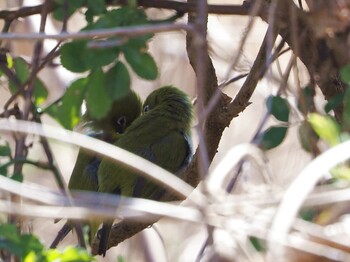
left=143, top=105, right=150, bottom=113
left=116, top=116, right=127, bottom=133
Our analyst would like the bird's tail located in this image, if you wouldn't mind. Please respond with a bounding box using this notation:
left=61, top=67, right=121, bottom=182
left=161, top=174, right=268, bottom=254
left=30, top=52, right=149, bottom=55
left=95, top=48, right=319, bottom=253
left=98, top=222, right=112, bottom=257
left=50, top=223, right=72, bottom=248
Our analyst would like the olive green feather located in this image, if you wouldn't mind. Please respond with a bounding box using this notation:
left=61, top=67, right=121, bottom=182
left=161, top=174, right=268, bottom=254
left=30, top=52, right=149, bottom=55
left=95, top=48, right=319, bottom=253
left=50, top=90, right=142, bottom=248
left=97, top=86, right=193, bottom=256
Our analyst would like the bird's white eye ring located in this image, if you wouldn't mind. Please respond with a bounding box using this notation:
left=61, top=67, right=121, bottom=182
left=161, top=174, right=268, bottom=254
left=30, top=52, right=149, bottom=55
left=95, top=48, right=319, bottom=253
left=116, top=116, right=127, bottom=133
left=143, top=105, right=150, bottom=113
left=117, top=116, right=126, bottom=127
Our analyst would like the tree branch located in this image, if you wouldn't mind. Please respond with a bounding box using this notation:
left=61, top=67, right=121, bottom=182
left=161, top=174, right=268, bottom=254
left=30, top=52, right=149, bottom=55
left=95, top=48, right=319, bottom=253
left=250, top=0, right=349, bottom=120
left=0, top=1, right=249, bottom=22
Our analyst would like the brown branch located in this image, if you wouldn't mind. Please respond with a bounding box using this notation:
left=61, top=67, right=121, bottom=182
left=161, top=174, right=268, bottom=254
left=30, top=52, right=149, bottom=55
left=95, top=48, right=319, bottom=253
left=252, top=0, right=349, bottom=120
left=91, top=0, right=249, bottom=256
left=0, top=1, right=248, bottom=22
left=0, top=2, right=57, bottom=21
left=228, top=24, right=279, bottom=114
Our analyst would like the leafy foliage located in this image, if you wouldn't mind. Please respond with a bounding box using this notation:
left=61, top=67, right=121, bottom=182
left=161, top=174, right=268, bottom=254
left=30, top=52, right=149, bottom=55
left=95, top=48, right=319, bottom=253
left=49, top=6, right=158, bottom=130
left=7, top=57, right=48, bottom=106
left=266, top=95, right=290, bottom=122
left=257, top=95, right=290, bottom=150
left=259, top=126, right=288, bottom=150
left=0, top=224, right=94, bottom=261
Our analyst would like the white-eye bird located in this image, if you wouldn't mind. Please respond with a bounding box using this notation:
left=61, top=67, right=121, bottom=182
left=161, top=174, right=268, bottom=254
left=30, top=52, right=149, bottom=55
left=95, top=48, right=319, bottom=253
left=97, top=86, right=193, bottom=256
left=50, top=90, right=142, bottom=248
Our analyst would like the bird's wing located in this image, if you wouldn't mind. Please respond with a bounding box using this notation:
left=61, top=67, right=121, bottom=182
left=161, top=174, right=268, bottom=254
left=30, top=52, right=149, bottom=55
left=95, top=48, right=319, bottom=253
left=132, top=131, right=191, bottom=199
left=68, top=149, right=99, bottom=192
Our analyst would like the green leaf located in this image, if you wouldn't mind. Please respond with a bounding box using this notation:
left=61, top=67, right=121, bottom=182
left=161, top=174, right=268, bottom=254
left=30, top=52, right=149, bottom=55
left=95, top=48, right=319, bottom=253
left=343, top=87, right=350, bottom=130
left=298, top=121, right=319, bottom=153
left=266, top=95, right=290, bottom=122
left=45, top=78, right=87, bottom=129
left=0, top=224, right=43, bottom=258
left=259, top=126, right=288, bottom=150
left=9, top=57, right=29, bottom=93
left=87, top=0, right=106, bottom=15
left=105, top=61, right=131, bottom=100
left=331, top=165, right=350, bottom=180
left=300, top=208, right=318, bottom=222
left=324, top=93, right=344, bottom=113
left=6, top=53, right=13, bottom=69
left=33, top=78, right=48, bottom=106
left=44, top=246, right=94, bottom=261
left=0, top=223, right=18, bottom=238
left=124, top=49, right=158, bottom=80
left=9, top=58, right=48, bottom=105
left=85, top=70, right=112, bottom=119
left=340, top=64, right=350, bottom=84
left=13, top=57, right=29, bottom=83
left=53, top=0, right=84, bottom=21
left=61, top=40, right=119, bottom=72
left=0, top=144, right=11, bottom=157
left=11, top=172, right=23, bottom=182
left=60, top=41, right=90, bottom=73
left=249, top=236, right=265, bottom=252
left=308, top=113, right=341, bottom=146
left=86, top=47, right=119, bottom=70
left=87, top=7, right=149, bottom=30
left=0, top=164, right=8, bottom=176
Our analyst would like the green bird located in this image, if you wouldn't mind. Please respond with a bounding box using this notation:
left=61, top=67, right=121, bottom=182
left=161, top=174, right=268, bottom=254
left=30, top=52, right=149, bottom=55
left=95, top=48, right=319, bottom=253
left=97, top=86, right=193, bottom=256
left=50, top=90, right=142, bottom=248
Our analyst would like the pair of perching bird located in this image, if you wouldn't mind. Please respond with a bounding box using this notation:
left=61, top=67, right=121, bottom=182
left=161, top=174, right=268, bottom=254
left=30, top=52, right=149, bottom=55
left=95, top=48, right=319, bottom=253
left=50, top=86, right=194, bottom=256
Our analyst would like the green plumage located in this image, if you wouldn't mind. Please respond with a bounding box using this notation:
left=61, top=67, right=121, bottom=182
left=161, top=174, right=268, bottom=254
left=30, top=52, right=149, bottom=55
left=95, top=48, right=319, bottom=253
left=97, top=86, right=193, bottom=256
left=50, top=91, right=142, bottom=248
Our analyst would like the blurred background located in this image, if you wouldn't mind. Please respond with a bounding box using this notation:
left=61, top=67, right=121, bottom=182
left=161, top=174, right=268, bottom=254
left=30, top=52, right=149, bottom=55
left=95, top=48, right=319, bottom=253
left=0, top=0, right=328, bottom=261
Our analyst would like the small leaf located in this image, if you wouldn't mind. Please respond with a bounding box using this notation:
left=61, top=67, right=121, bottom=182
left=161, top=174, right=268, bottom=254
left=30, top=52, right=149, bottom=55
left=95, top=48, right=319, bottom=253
left=85, top=70, right=112, bottom=119
left=124, top=49, right=158, bottom=80
left=249, top=236, right=265, bottom=252
left=13, top=57, right=29, bottom=82
left=300, top=208, right=318, bottom=222
left=0, top=224, right=18, bottom=238
left=45, top=78, right=87, bottom=129
left=87, top=0, right=106, bottom=15
left=308, top=113, right=341, bottom=146
left=331, top=165, right=350, bottom=180
left=61, top=40, right=119, bottom=73
left=11, top=172, right=23, bottom=182
left=0, top=144, right=11, bottom=156
left=324, top=93, right=344, bottom=113
left=86, top=47, right=119, bottom=69
left=6, top=53, right=13, bottom=68
left=53, top=0, right=84, bottom=21
left=105, top=61, right=131, bottom=100
left=259, top=126, right=288, bottom=150
left=0, top=164, right=8, bottom=176
left=0, top=224, right=48, bottom=260
left=33, top=78, right=48, bottom=106
left=60, top=41, right=89, bottom=73
left=266, top=95, right=290, bottom=122
left=9, top=57, right=29, bottom=93
left=43, top=246, right=94, bottom=261
left=340, top=64, right=350, bottom=84
left=9, top=58, right=48, bottom=105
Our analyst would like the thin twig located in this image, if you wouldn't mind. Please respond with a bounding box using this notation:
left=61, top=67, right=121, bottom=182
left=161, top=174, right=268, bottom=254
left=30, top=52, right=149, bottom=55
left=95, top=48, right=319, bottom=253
left=0, top=23, right=194, bottom=41
left=0, top=1, right=249, bottom=22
